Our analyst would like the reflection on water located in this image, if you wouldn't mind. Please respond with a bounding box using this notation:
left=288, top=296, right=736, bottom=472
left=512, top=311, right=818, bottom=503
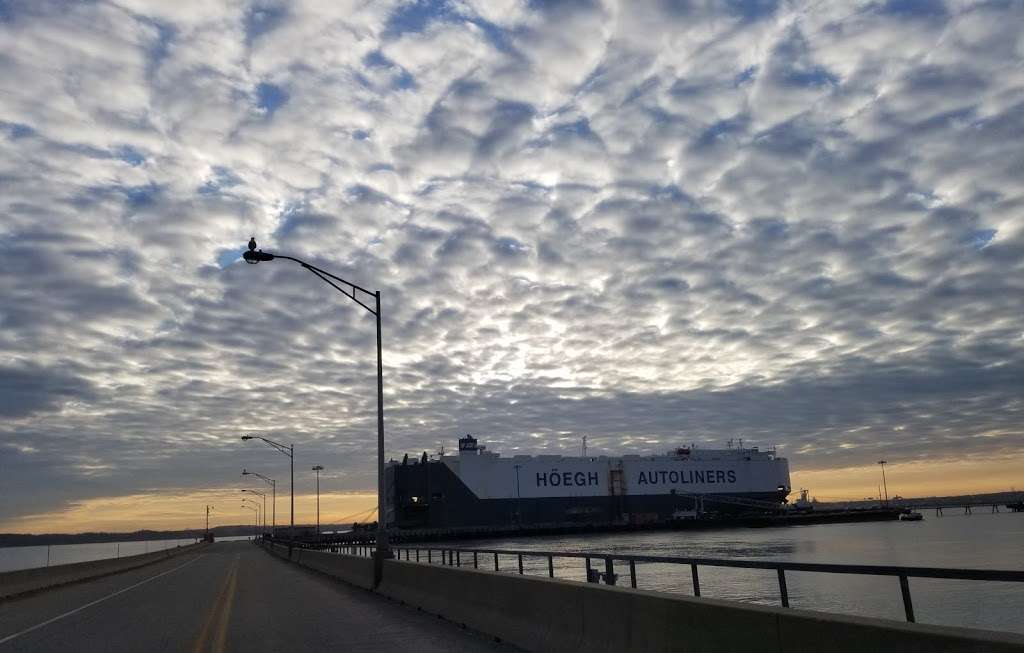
left=0, top=535, right=253, bottom=574
left=440, top=512, right=1024, bottom=635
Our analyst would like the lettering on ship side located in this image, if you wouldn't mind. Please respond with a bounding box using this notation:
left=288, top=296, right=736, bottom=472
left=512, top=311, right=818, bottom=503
left=636, top=470, right=738, bottom=486
left=535, top=471, right=601, bottom=488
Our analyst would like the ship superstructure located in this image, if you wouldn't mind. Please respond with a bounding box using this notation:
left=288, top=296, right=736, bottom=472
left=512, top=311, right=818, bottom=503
left=386, top=436, right=791, bottom=529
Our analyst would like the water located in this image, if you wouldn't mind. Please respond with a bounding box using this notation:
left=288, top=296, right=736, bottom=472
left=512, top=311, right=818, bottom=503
left=433, top=511, right=1024, bottom=635
left=0, top=534, right=254, bottom=573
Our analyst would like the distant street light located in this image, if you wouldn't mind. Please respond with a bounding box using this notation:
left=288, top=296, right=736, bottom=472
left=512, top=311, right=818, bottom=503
left=242, top=435, right=294, bottom=539
left=242, top=497, right=262, bottom=532
left=878, top=460, right=889, bottom=507
left=241, top=504, right=258, bottom=537
left=242, top=238, right=392, bottom=577
left=242, top=489, right=267, bottom=534
left=312, top=465, right=324, bottom=536
left=243, top=469, right=276, bottom=533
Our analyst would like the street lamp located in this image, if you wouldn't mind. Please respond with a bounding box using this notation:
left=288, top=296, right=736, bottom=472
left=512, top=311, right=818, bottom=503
left=243, top=469, right=276, bottom=534
left=241, top=504, right=258, bottom=537
left=242, top=489, right=267, bottom=534
left=312, top=465, right=324, bottom=536
left=878, top=460, right=889, bottom=507
left=242, top=238, right=392, bottom=578
left=242, top=435, right=293, bottom=539
left=242, top=497, right=262, bottom=532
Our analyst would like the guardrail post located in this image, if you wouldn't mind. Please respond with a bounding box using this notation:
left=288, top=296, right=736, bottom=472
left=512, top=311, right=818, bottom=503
left=416, top=548, right=420, bottom=562
left=629, top=560, right=637, bottom=588
left=777, top=569, right=789, bottom=607
left=474, top=551, right=478, bottom=569
left=691, top=563, right=701, bottom=597
left=518, top=554, right=524, bottom=575
left=604, top=557, right=616, bottom=585
left=457, top=550, right=461, bottom=567
left=494, top=552, right=499, bottom=571
left=548, top=555, right=554, bottom=578
left=427, top=549, right=431, bottom=563
left=899, top=575, right=915, bottom=622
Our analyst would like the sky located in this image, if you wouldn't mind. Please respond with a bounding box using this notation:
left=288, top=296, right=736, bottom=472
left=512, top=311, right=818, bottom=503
left=1, top=0, right=1022, bottom=534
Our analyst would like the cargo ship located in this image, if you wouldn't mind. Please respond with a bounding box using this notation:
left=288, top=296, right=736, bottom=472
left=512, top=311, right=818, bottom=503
left=385, top=435, right=791, bottom=529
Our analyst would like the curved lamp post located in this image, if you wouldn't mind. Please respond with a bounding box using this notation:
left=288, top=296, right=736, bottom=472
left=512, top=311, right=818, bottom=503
left=242, top=435, right=293, bottom=539
left=243, top=469, right=276, bottom=533
left=878, top=460, right=889, bottom=507
left=241, top=504, right=258, bottom=537
left=312, top=465, right=324, bottom=536
left=243, top=238, right=391, bottom=574
left=242, top=489, right=267, bottom=534
left=242, top=497, right=262, bottom=532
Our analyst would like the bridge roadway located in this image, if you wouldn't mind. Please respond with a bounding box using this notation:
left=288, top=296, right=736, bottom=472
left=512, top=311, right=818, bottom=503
left=0, top=541, right=513, bottom=652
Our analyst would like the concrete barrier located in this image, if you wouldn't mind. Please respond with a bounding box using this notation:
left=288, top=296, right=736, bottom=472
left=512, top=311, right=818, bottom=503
left=373, top=561, right=1024, bottom=652
left=262, top=542, right=375, bottom=590
left=262, top=544, right=1024, bottom=652
left=292, top=548, right=376, bottom=590
left=0, top=542, right=206, bottom=600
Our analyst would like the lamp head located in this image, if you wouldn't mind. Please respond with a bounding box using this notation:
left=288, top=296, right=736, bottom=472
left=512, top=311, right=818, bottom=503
left=242, top=239, right=274, bottom=264
left=241, top=435, right=253, bottom=441
left=242, top=469, right=250, bottom=475
left=312, top=465, right=324, bottom=471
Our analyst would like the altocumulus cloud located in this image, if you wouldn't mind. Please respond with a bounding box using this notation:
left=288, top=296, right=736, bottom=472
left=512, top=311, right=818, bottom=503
left=0, top=0, right=1022, bottom=525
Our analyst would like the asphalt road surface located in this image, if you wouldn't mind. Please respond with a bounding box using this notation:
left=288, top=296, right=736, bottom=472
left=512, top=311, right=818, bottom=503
left=0, top=541, right=515, bottom=652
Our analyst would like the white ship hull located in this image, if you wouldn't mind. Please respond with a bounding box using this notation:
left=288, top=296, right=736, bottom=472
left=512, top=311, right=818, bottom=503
left=387, top=436, right=791, bottom=529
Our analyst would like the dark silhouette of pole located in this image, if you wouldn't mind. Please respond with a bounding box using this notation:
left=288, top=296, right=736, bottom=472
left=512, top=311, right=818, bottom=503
left=312, top=465, right=324, bottom=535
left=241, top=504, right=258, bottom=537
left=242, top=436, right=293, bottom=538
left=242, top=497, right=261, bottom=533
left=514, top=464, right=522, bottom=524
left=878, top=460, right=889, bottom=506
left=242, top=489, right=267, bottom=534
left=375, top=290, right=386, bottom=559
left=243, top=469, right=276, bottom=533
left=242, top=238, right=391, bottom=581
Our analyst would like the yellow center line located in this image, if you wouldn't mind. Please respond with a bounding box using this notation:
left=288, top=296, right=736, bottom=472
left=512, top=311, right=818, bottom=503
left=212, top=557, right=239, bottom=653
left=193, top=554, right=240, bottom=653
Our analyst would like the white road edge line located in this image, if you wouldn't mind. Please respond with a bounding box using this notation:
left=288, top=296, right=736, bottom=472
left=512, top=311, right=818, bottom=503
left=0, top=554, right=204, bottom=646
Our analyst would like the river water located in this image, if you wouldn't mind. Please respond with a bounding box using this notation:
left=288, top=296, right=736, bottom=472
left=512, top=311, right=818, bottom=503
left=448, top=511, right=1024, bottom=635
left=0, top=535, right=253, bottom=574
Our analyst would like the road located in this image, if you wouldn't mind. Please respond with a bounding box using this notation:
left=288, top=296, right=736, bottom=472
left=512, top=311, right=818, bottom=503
left=0, top=541, right=515, bottom=652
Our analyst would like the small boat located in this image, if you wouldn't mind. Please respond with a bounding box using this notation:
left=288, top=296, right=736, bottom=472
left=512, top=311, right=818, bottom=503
left=899, top=511, right=923, bottom=521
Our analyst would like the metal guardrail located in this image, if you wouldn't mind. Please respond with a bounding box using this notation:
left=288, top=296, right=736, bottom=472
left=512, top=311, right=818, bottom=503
left=314, top=542, right=1024, bottom=623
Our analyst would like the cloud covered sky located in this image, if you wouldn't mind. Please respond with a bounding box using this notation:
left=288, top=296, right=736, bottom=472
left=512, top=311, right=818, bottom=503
left=1, top=0, right=1022, bottom=531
